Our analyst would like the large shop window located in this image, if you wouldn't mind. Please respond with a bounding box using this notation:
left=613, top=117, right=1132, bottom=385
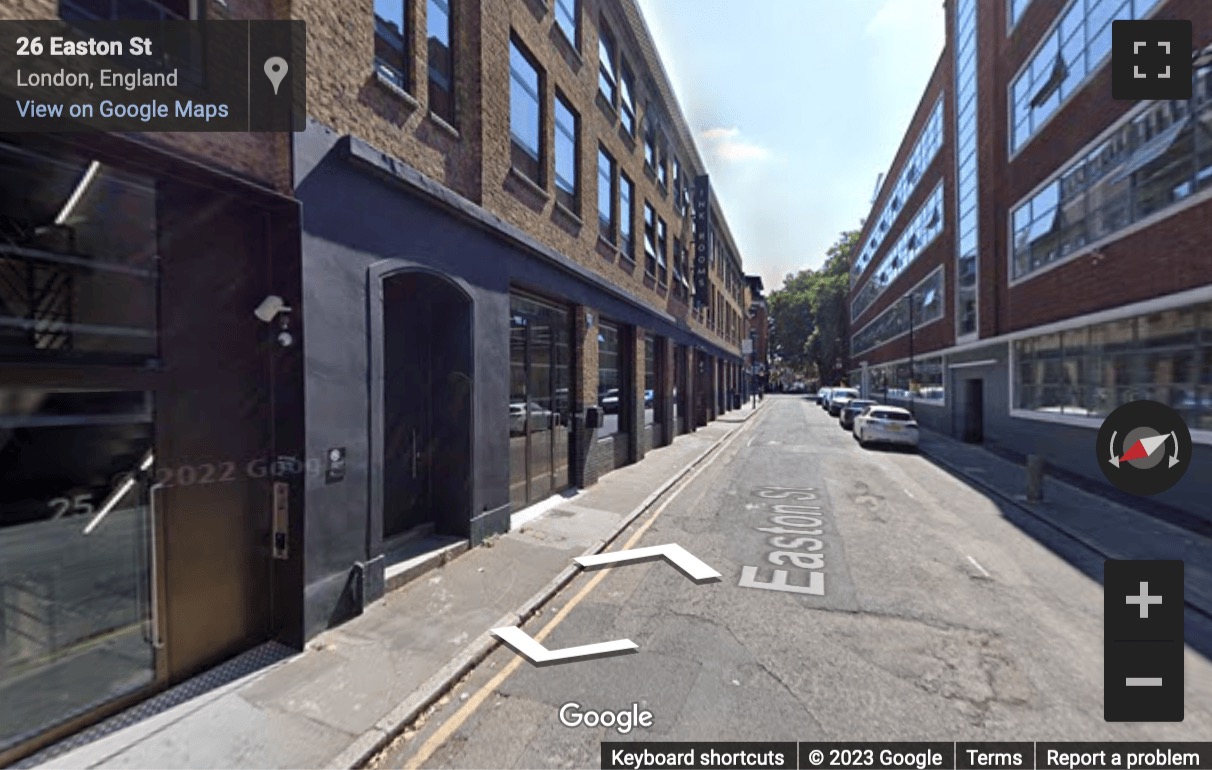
left=866, top=357, right=945, bottom=403
left=1, top=388, right=158, bottom=751
left=0, top=143, right=159, bottom=365
left=1015, top=303, right=1212, bottom=431
left=509, top=294, right=572, bottom=511
left=597, top=320, right=624, bottom=438
left=1011, top=84, right=1212, bottom=281
left=644, top=333, right=660, bottom=426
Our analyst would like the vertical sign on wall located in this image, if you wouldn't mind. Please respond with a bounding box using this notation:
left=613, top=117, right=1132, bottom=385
left=693, top=175, right=712, bottom=308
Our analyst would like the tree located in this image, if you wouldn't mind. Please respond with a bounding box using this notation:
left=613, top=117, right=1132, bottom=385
left=766, top=228, right=860, bottom=384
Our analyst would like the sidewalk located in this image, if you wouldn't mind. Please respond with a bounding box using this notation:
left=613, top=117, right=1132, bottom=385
left=917, top=429, right=1212, bottom=619
left=19, top=402, right=764, bottom=770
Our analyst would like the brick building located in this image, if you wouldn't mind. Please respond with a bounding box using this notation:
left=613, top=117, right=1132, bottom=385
left=0, top=0, right=751, bottom=760
left=294, top=0, right=749, bottom=637
left=848, top=0, right=1212, bottom=521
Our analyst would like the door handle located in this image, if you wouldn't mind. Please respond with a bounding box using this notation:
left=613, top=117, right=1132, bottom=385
left=412, top=429, right=419, bottom=479
left=146, top=482, right=166, bottom=650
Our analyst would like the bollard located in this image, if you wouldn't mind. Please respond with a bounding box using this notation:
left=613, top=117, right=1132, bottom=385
left=1026, top=454, right=1045, bottom=503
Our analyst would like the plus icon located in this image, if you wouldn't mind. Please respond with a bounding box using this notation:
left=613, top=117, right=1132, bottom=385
left=1126, top=581, right=1163, bottom=619
left=1112, top=19, right=1192, bottom=101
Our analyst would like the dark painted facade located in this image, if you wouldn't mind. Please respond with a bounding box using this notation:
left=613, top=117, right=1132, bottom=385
left=295, top=123, right=742, bottom=637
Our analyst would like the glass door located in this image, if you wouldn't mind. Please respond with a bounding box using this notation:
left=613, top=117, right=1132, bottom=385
left=508, top=293, right=572, bottom=511
left=0, top=388, right=159, bottom=753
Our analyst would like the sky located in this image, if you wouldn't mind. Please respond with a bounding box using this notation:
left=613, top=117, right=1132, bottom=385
left=634, top=0, right=946, bottom=294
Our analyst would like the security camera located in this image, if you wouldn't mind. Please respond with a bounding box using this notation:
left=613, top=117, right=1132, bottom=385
left=254, top=295, right=292, bottom=323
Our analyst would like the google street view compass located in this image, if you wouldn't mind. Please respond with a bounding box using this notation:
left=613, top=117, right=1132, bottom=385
left=1096, top=400, right=1192, bottom=496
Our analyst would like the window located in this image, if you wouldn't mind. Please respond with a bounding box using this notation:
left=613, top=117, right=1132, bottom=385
left=1010, top=0, right=1164, bottom=154
left=0, top=143, right=159, bottom=364
left=598, top=24, right=617, bottom=105
left=852, top=184, right=945, bottom=321
left=644, top=334, right=660, bottom=426
left=673, top=158, right=683, bottom=212
left=427, top=0, right=455, bottom=123
left=852, top=266, right=945, bottom=356
left=554, top=93, right=578, bottom=211
left=61, top=0, right=191, bottom=19
left=1009, top=0, right=1035, bottom=27
left=619, top=172, right=634, bottom=259
left=955, top=0, right=979, bottom=338
left=1013, top=302, right=1212, bottom=430
left=657, top=142, right=668, bottom=190
left=598, top=147, right=615, bottom=239
left=555, top=0, right=577, bottom=48
left=643, top=203, right=657, bottom=276
left=644, top=113, right=657, bottom=169
left=374, top=0, right=409, bottom=90
left=620, top=62, right=636, bottom=136
left=672, top=236, right=685, bottom=297
left=510, top=39, right=542, bottom=184
left=61, top=0, right=201, bottom=82
left=1010, top=77, right=1211, bottom=282
left=852, top=98, right=944, bottom=282
left=656, top=218, right=668, bottom=284
left=597, top=321, right=624, bottom=437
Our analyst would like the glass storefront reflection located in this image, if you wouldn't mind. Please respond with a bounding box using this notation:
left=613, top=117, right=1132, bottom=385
left=0, top=142, right=159, bottom=365
left=0, top=388, right=157, bottom=752
left=508, top=293, right=572, bottom=511
left=597, top=321, right=622, bottom=437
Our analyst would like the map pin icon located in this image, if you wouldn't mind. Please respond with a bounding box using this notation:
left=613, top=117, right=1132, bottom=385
left=264, top=56, right=288, bottom=95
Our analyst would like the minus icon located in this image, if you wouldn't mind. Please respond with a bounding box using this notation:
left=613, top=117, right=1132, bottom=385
left=1126, top=677, right=1164, bottom=686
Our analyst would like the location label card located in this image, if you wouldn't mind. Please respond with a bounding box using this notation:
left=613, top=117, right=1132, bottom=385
left=0, top=19, right=305, bottom=132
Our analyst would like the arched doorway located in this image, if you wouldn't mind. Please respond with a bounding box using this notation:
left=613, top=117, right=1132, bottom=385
left=380, top=271, right=473, bottom=541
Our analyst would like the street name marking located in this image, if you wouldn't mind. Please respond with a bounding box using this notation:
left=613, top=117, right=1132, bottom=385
left=739, top=487, right=828, bottom=596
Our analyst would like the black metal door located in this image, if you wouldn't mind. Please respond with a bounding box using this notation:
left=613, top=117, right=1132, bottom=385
left=964, top=378, right=984, bottom=443
left=383, top=275, right=434, bottom=539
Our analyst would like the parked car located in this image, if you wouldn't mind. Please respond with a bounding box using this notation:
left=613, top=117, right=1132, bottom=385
left=818, top=387, right=833, bottom=409
left=600, top=388, right=620, bottom=413
left=839, top=399, right=877, bottom=430
left=509, top=401, right=554, bottom=435
left=853, top=405, right=919, bottom=449
left=827, top=387, right=860, bottom=416
left=816, top=387, right=831, bottom=405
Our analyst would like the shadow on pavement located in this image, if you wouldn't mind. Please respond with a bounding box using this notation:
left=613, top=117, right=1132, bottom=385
left=914, top=447, right=1212, bottom=661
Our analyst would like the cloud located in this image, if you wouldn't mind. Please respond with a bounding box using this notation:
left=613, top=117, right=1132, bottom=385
left=698, top=126, right=771, bottom=163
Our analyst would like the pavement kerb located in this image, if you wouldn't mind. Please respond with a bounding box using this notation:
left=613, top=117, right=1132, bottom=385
left=329, top=401, right=766, bottom=769
left=917, top=436, right=1212, bottom=621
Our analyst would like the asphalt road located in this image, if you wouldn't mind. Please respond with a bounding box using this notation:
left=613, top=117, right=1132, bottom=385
left=373, top=394, right=1212, bottom=769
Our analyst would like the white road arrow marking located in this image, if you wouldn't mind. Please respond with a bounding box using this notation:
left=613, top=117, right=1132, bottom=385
left=489, top=625, right=637, bottom=666
left=574, top=543, right=722, bottom=584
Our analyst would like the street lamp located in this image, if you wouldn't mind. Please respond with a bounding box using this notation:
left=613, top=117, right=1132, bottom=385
left=834, top=336, right=843, bottom=386
left=905, top=290, right=916, bottom=415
